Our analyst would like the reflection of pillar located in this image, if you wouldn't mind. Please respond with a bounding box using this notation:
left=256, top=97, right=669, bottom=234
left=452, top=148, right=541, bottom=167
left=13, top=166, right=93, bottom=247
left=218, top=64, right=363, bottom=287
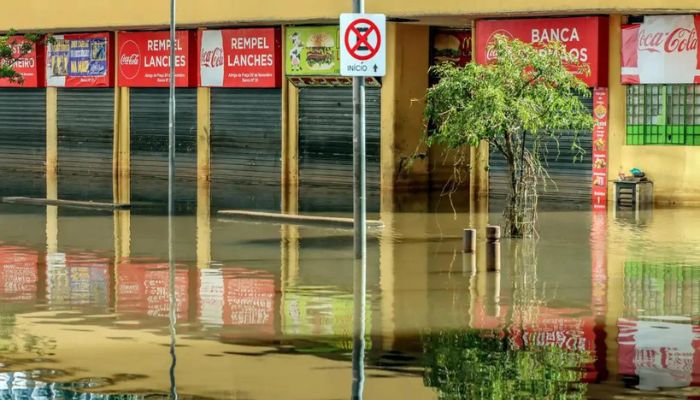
left=379, top=201, right=396, bottom=349
left=46, top=206, right=58, bottom=254
left=279, top=224, right=299, bottom=333
left=46, top=87, right=58, bottom=197
left=113, top=210, right=131, bottom=261
left=196, top=180, right=211, bottom=269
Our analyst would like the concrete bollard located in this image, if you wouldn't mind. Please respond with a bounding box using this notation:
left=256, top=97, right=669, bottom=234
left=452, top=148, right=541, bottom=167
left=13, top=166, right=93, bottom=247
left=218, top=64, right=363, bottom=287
left=485, top=225, right=501, bottom=272
left=462, top=228, right=476, bottom=253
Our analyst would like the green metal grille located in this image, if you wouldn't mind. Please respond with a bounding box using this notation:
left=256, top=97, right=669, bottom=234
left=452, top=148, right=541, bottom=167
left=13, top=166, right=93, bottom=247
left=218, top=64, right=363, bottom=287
left=626, top=84, right=700, bottom=145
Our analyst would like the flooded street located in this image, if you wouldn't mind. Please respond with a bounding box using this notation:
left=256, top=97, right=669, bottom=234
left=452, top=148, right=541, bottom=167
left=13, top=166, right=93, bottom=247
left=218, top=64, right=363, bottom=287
left=0, top=199, right=699, bottom=399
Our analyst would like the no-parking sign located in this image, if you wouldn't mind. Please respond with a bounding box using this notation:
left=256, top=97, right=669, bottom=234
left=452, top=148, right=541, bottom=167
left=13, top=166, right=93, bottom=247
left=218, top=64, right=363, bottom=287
left=340, top=13, right=386, bottom=77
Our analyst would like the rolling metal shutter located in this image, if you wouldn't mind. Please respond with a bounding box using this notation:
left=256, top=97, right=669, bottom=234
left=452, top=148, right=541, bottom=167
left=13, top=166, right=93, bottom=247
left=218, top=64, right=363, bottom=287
left=57, top=88, right=114, bottom=201
left=489, top=93, right=594, bottom=204
left=210, top=88, right=281, bottom=211
left=0, top=88, right=46, bottom=197
left=298, top=87, right=381, bottom=213
left=130, top=88, right=197, bottom=206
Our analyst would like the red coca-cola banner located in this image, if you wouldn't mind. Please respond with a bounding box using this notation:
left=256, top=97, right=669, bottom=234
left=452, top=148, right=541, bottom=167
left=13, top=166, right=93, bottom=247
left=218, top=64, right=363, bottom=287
left=199, top=28, right=281, bottom=88
left=621, top=15, right=700, bottom=84
left=117, top=262, right=190, bottom=320
left=46, top=32, right=113, bottom=87
left=475, top=16, right=609, bottom=87
left=0, top=36, right=44, bottom=88
left=592, top=88, right=609, bottom=210
left=117, top=31, right=197, bottom=87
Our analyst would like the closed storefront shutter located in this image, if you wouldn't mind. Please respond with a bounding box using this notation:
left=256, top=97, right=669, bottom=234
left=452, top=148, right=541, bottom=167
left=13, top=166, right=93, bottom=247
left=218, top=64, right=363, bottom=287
left=489, top=93, right=593, bottom=205
left=0, top=88, right=46, bottom=198
left=130, top=88, right=197, bottom=207
left=210, top=88, right=281, bottom=211
left=57, top=88, right=114, bottom=201
left=298, top=87, right=381, bottom=213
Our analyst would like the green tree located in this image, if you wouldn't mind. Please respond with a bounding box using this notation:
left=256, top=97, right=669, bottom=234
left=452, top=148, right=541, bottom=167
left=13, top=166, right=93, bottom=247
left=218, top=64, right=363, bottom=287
left=0, top=31, right=43, bottom=84
left=424, top=36, right=594, bottom=237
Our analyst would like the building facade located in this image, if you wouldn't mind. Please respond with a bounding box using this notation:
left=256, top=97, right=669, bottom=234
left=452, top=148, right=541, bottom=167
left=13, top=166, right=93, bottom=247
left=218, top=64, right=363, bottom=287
left=1, top=0, right=700, bottom=210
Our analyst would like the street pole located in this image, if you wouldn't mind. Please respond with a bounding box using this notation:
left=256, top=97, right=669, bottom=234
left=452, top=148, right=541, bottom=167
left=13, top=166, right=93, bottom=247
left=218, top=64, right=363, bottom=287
left=168, top=0, right=178, bottom=399
left=351, top=2, right=366, bottom=399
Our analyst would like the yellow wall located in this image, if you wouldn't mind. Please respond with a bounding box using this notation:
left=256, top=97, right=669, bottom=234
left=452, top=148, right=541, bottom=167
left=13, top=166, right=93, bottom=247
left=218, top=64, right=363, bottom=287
left=2, top=0, right=699, bottom=30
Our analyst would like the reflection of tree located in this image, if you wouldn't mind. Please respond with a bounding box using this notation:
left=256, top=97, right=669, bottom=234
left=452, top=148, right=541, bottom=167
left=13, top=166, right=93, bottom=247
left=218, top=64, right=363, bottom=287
left=0, top=312, right=56, bottom=357
left=423, top=329, right=589, bottom=400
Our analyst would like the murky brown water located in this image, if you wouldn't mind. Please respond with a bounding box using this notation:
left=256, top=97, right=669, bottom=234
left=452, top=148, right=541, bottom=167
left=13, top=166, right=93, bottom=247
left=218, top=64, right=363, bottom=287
left=0, top=199, right=699, bottom=399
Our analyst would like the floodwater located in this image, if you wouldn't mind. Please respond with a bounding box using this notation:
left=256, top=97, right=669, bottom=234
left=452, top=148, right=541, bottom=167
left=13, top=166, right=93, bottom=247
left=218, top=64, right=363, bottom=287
left=0, top=190, right=699, bottom=399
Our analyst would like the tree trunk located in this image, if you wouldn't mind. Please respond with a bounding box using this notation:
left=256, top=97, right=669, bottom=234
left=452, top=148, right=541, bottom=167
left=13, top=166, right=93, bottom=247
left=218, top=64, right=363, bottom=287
left=504, top=157, right=522, bottom=238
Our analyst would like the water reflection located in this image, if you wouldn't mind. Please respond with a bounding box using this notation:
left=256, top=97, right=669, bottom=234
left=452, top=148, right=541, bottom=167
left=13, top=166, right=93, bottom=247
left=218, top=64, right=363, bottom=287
left=0, top=203, right=698, bottom=399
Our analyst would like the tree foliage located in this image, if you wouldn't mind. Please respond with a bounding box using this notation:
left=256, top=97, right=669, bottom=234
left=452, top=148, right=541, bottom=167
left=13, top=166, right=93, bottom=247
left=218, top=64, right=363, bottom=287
left=0, top=30, right=44, bottom=84
left=424, top=36, right=594, bottom=237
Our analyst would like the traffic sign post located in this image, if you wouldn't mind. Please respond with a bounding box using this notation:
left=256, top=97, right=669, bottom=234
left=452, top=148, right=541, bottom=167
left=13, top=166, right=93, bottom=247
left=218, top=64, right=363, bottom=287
left=340, top=13, right=386, bottom=77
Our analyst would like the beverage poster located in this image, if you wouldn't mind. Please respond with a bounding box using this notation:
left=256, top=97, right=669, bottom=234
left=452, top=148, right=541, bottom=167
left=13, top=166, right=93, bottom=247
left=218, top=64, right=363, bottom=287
left=285, top=26, right=340, bottom=76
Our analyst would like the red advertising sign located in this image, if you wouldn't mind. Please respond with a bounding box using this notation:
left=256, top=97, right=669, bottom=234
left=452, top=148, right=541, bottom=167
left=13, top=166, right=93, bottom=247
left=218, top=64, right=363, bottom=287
left=46, top=32, right=112, bottom=87
left=199, top=28, right=281, bottom=88
left=592, top=88, right=609, bottom=210
left=0, top=36, right=44, bottom=88
left=475, top=17, right=609, bottom=87
left=621, top=15, right=700, bottom=84
left=118, top=30, right=197, bottom=87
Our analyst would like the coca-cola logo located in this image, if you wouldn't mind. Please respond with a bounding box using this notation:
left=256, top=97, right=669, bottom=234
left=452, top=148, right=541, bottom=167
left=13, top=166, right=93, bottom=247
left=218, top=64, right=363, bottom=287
left=639, top=27, right=697, bottom=53
left=119, top=40, right=141, bottom=80
left=201, top=47, right=224, bottom=68
left=485, top=29, right=514, bottom=61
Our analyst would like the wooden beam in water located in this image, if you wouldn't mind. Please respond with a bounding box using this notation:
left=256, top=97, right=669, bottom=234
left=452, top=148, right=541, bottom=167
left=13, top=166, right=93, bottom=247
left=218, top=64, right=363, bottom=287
left=1, top=197, right=131, bottom=210
left=218, top=210, right=383, bottom=230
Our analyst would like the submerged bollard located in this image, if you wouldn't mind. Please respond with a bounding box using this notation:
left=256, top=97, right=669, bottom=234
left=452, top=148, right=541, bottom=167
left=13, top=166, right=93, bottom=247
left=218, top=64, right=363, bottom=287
left=462, top=252, right=476, bottom=275
left=462, top=228, right=476, bottom=253
left=485, top=225, right=501, bottom=272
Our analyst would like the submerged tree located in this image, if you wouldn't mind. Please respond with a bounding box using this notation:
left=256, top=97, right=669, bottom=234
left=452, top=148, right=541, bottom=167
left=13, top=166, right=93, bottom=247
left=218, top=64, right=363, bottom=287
left=0, top=31, right=44, bottom=84
left=424, top=36, right=594, bottom=237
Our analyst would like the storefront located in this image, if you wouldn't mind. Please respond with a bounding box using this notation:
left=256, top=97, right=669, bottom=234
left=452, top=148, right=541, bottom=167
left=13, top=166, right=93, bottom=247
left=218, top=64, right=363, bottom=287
left=0, top=36, right=46, bottom=197
left=118, top=30, right=198, bottom=206
left=48, top=32, right=114, bottom=201
left=200, top=28, right=283, bottom=212
left=286, top=26, right=382, bottom=213
left=474, top=16, right=609, bottom=204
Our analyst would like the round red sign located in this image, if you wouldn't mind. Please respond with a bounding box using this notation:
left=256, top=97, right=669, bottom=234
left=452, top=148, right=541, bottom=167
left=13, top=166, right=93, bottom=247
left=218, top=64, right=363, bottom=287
left=344, top=18, right=381, bottom=61
left=119, top=40, right=141, bottom=80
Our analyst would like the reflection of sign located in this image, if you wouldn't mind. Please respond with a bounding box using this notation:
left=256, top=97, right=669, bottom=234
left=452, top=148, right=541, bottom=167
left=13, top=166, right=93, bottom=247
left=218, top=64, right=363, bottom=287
left=340, top=14, right=386, bottom=77
left=46, top=33, right=112, bottom=87
left=0, top=246, right=38, bottom=301
left=117, top=31, right=196, bottom=87
left=0, top=36, right=44, bottom=88
left=475, top=17, right=608, bottom=87
left=431, top=29, right=472, bottom=67
left=618, top=318, right=700, bottom=389
left=117, top=262, right=189, bottom=320
left=592, top=88, right=609, bottom=210
left=285, top=26, right=340, bottom=76
left=46, top=252, right=110, bottom=306
left=622, top=15, right=700, bottom=84
left=199, top=28, right=281, bottom=88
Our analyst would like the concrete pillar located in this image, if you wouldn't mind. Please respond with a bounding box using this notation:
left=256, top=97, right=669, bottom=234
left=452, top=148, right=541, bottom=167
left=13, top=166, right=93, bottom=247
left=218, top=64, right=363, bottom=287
left=46, top=87, right=58, bottom=199
left=197, top=87, right=211, bottom=182
left=113, top=87, right=130, bottom=204
left=607, top=15, right=626, bottom=200
left=282, top=57, right=299, bottom=214
left=380, top=23, right=430, bottom=200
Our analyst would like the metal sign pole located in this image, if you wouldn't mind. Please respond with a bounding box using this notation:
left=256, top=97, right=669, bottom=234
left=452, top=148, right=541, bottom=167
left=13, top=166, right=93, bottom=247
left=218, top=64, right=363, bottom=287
left=168, top=0, right=178, bottom=399
left=351, top=1, right=367, bottom=399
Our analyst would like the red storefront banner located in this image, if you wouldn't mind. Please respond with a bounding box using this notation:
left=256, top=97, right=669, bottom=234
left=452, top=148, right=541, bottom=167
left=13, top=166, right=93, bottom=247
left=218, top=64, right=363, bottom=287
left=0, top=36, right=44, bottom=88
left=199, top=28, right=281, bottom=88
left=475, top=16, right=609, bottom=87
left=118, top=30, right=197, bottom=87
left=46, top=32, right=112, bottom=87
left=621, top=15, right=700, bottom=84
left=592, top=87, right=609, bottom=210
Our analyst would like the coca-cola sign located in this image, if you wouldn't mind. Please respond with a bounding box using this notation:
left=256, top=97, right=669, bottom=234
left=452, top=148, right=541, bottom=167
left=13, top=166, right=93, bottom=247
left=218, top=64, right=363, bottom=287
left=117, top=30, right=196, bottom=87
left=475, top=16, right=609, bottom=87
left=622, top=15, right=700, bottom=84
left=199, top=28, right=281, bottom=88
